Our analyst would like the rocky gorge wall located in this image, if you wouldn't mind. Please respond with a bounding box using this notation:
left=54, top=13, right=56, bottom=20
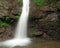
left=29, top=0, right=60, bottom=40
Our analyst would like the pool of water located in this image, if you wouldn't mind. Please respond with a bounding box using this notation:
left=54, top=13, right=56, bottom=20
left=0, top=38, right=60, bottom=48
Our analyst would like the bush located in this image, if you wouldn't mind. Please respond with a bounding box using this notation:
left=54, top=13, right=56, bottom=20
left=33, top=0, right=46, bottom=7
left=0, top=20, right=10, bottom=27
left=15, top=16, right=20, bottom=20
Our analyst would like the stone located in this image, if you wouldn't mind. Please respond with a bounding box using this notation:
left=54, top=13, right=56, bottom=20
left=45, top=13, right=58, bottom=21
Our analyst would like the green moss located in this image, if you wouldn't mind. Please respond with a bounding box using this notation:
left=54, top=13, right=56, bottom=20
left=33, top=0, right=46, bottom=7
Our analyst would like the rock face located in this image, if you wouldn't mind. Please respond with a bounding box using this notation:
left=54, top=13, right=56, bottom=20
left=0, top=27, right=14, bottom=41
left=29, top=0, right=60, bottom=40
left=0, top=0, right=19, bottom=18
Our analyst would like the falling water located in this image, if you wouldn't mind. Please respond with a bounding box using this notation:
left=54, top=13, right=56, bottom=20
left=15, top=0, right=29, bottom=38
left=0, top=0, right=31, bottom=47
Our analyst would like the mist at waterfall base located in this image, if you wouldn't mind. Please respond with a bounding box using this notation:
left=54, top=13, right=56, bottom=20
left=0, top=0, right=31, bottom=48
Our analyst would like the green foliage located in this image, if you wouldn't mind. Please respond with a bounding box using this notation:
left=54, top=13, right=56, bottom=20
left=33, top=0, right=46, bottom=7
left=15, top=16, right=20, bottom=20
left=18, top=0, right=22, bottom=6
left=56, top=2, right=60, bottom=9
left=6, top=16, right=9, bottom=20
left=0, top=20, right=10, bottom=27
left=2, top=16, right=10, bottom=23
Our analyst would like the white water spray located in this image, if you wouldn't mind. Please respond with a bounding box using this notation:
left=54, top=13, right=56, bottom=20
left=0, top=0, right=31, bottom=47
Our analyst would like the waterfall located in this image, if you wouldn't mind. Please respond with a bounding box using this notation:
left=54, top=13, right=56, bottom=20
left=0, top=0, right=31, bottom=47
left=15, top=0, right=29, bottom=38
